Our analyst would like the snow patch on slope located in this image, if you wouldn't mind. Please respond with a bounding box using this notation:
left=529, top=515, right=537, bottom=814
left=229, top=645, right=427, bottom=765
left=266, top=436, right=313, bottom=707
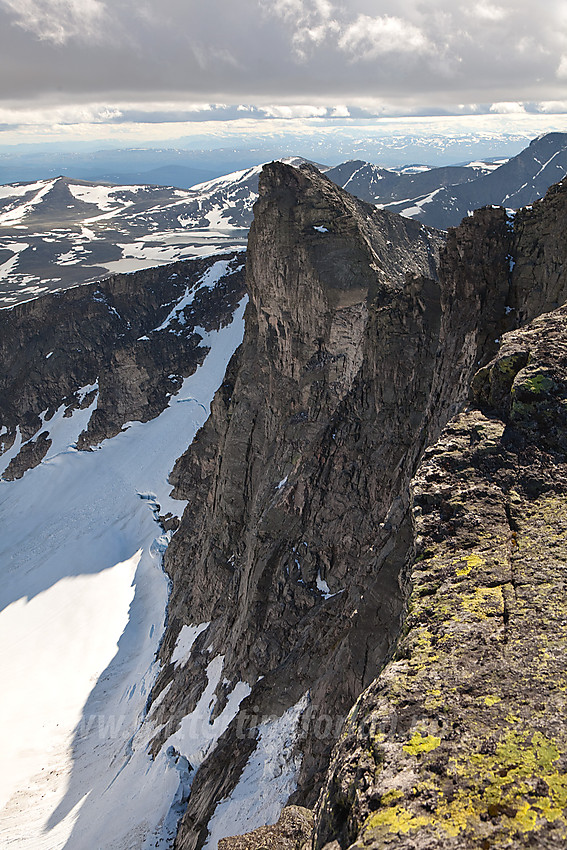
left=172, top=622, right=210, bottom=667
left=153, top=259, right=233, bottom=334
left=67, top=183, right=144, bottom=210
left=0, top=181, right=48, bottom=201
left=165, top=656, right=252, bottom=771
left=0, top=180, right=56, bottom=225
left=0, top=385, right=99, bottom=479
left=203, top=694, right=309, bottom=849
left=0, top=298, right=248, bottom=849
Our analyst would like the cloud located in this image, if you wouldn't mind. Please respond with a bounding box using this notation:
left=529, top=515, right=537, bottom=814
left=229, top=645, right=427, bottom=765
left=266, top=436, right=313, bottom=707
left=557, top=55, right=567, bottom=79
left=538, top=100, right=567, bottom=112
left=0, top=103, right=122, bottom=125
left=260, top=0, right=339, bottom=57
left=469, top=3, right=508, bottom=22
left=337, top=14, right=431, bottom=61
left=0, top=0, right=565, bottom=120
left=489, top=102, right=528, bottom=114
left=0, top=0, right=107, bottom=44
left=259, top=105, right=322, bottom=118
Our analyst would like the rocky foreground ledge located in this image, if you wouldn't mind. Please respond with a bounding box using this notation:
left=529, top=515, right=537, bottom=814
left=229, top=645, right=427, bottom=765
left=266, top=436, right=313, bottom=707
left=314, top=305, right=567, bottom=849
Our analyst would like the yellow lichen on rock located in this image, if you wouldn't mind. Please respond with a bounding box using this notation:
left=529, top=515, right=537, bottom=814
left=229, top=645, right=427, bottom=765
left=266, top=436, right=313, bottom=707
left=403, top=732, right=442, bottom=756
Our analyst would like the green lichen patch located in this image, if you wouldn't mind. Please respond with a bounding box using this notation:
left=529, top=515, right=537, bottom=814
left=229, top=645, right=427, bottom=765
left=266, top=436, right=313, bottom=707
left=471, top=351, right=529, bottom=411
left=403, top=732, right=442, bottom=756
left=513, top=371, right=556, bottom=397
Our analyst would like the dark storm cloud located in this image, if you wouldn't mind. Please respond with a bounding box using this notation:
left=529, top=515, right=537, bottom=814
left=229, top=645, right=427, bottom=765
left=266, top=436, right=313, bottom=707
left=0, top=0, right=566, bottom=108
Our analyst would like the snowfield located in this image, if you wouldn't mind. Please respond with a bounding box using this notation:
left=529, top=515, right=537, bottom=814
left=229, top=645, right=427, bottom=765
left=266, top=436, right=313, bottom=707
left=0, top=298, right=248, bottom=849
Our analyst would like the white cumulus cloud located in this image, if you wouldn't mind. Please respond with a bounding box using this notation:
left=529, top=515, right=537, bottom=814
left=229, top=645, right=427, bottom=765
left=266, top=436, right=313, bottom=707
left=337, top=14, right=431, bottom=60
left=489, top=101, right=528, bottom=114
left=469, top=2, right=508, bottom=22
left=260, top=0, right=339, bottom=56
left=260, top=104, right=330, bottom=118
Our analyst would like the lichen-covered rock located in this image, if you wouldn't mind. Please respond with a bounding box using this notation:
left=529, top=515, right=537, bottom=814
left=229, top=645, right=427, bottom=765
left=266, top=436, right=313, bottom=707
left=472, top=306, right=567, bottom=453
left=218, top=806, right=314, bottom=850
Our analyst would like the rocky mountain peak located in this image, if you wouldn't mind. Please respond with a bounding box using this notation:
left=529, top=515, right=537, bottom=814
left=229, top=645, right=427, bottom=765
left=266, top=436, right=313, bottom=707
left=155, top=163, right=567, bottom=849
left=140, top=161, right=565, bottom=849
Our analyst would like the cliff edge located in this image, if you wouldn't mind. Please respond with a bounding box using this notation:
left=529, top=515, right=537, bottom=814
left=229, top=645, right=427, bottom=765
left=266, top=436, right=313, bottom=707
left=148, top=163, right=565, bottom=849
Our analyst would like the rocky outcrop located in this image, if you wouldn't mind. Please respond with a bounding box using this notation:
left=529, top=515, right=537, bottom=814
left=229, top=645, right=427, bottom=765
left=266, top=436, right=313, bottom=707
left=143, top=165, right=567, bottom=850
left=152, top=165, right=448, bottom=850
left=218, top=806, right=314, bottom=850
left=0, top=253, right=245, bottom=478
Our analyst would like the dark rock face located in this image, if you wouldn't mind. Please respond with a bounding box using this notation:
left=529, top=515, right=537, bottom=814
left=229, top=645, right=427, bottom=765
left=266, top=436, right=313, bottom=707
left=306, top=185, right=567, bottom=847
left=314, top=304, right=567, bottom=850
left=146, top=164, right=567, bottom=850
left=0, top=254, right=245, bottom=479
left=154, top=165, right=447, bottom=850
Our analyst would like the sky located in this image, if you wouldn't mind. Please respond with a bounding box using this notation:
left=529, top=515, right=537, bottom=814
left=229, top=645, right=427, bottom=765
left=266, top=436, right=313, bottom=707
left=0, top=0, right=566, bottom=156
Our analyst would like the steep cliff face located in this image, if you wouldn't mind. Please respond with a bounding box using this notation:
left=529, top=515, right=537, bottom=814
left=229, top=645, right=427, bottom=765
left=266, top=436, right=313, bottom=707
left=305, top=189, right=567, bottom=847
left=314, top=308, right=567, bottom=850
left=0, top=254, right=245, bottom=480
left=145, top=163, right=564, bottom=850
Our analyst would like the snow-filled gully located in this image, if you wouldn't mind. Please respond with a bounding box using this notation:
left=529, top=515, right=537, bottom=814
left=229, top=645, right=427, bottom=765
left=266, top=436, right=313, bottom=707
left=0, top=299, right=254, bottom=849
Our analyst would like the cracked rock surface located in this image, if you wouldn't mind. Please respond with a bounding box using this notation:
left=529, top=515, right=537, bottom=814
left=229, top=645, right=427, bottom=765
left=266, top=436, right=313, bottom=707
left=314, top=263, right=567, bottom=849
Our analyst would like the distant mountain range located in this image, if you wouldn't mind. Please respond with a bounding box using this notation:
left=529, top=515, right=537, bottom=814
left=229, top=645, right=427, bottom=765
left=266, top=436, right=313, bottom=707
left=1, top=135, right=567, bottom=305
left=0, top=170, right=253, bottom=304
left=0, top=158, right=319, bottom=305
left=0, top=125, right=545, bottom=185
left=0, top=146, right=280, bottom=188
left=328, top=132, right=567, bottom=229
